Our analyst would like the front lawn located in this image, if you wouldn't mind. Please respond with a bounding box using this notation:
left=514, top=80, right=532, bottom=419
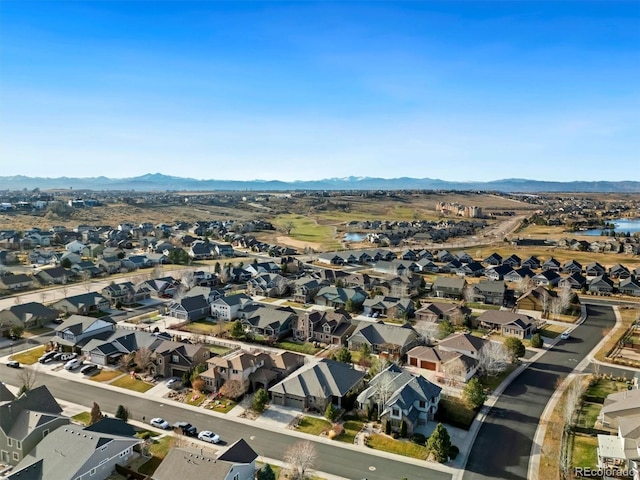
left=537, top=324, right=565, bottom=338
left=479, top=364, right=517, bottom=392
left=23, top=327, right=53, bottom=337
left=208, top=344, right=233, bottom=356
left=572, top=434, right=598, bottom=468
left=365, top=434, right=430, bottom=460
left=138, top=436, right=174, bottom=476
left=337, top=419, right=365, bottom=444
left=435, top=397, right=477, bottom=430
left=185, top=391, right=207, bottom=407
left=71, top=411, right=91, bottom=425
left=89, top=370, right=123, bottom=383
left=10, top=345, right=46, bottom=365
left=111, top=375, right=154, bottom=393
left=206, top=398, right=236, bottom=413
left=585, top=379, right=628, bottom=401
left=275, top=340, right=322, bottom=355
left=295, top=416, right=332, bottom=436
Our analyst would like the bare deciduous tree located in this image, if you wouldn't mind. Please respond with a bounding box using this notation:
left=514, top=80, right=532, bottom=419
left=443, top=357, right=466, bottom=386
left=413, top=321, right=439, bottom=346
left=17, top=365, right=40, bottom=392
left=477, top=341, right=510, bottom=376
left=180, top=270, right=197, bottom=290
left=284, top=440, right=317, bottom=480
left=516, top=276, right=534, bottom=296
left=371, top=369, right=396, bottom=412
left=134, top=347, right=153, bottom=373
left=463, top=286, right=476, bottom=305
left=219, top=379, right=245, bottom=400
left=559, top=284, right=573, bottom=313
left=551, top=297, right=563, bottom=320
left=281, top=221, right=296, bottom=236
left=540, top=290, right=551, bottom=319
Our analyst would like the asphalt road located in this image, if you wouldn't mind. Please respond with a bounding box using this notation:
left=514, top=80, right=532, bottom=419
left=462, top=303, right=617, bottom=480
left=0, top=368, right=451, bottom=480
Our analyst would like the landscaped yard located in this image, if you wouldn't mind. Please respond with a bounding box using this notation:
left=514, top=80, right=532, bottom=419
left=585, top=378, right=628, bottom=401
left=138, top=436, right=174, bottom=476
left=23, top=327, right=53, bottom=337
left=572, top=434, right=598, bottom=468
left=337, top=418, right=365, bottom=444
left=435, top=396, right=477, bottom=430
left=537, top=324, right=566, bottom=338
left=179, top=318, right=222, bottom=335
left=111, top=375, right=154, bottom=393
left=208, top=344, right=234, bottom=356
left=365, top=434, right=430, bottom=460
left=295, top=416, right=332, bottom=436
left=71, top=411, right=91, bottom=425
left=275, top=340, right=322, bottom=355
left=89, top=370, right=123, bottom=383
left=479, top=364, right=517, bottom=392
left=576, top=402, right=602, bottom=429
left=10, top=345, right=46, bottom=365
left=206, top=398, right=236, bottom=413
left=185, top=391, right=207, bottom=407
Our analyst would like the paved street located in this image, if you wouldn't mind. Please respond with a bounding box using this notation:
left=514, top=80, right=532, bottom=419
left=0, top=367, right=452, bottom=480
left=462, top=303, right=617, bottom=480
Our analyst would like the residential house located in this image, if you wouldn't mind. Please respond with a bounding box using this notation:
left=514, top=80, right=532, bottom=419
left=357, top=364, right=441, bottom=435
left=65, top=240, right=86, bottom=254
left=0, top=385, right=69, bottom=466
left=477, top=310, right=535, bottom=338
left=293, top=310, right=355, bottom=345
left=619, top=277, right=640, bottom=297
left=0, top=274, right=34, bottom=291
left=211, top=293, right=253, bottom=321
left=292, top=277, right=323, bottom=304
left=243, top=261, right=281, bottom=277
left=188, top=240, right=214, bottom=260
left=313, top=286, right=367, bottom=309
left=484, top=265, right=513, bottom=281
left=472, top=280, right=506, bottom=305
left=541, top=257, right=561, bottom=272
left=521, top=256, right=541, bottom=270
left=52, top=292, right=110, bottom=316
left=483, top=253, right=503, bottom=266
left=151, top=340, right=210, bottom=378
left=378, top=275, right=422, bottom=298
left=139, top=277, right=180, bottom=298
left=416, top=258, right=439, bottom=273
left=589, top=275, right=615, bottom=295
left=455, top=261, right=485, bottom=278
left=238, top=304, right=296, bottom=340
left=212, top=242, right=235, bottom=257
left=502, top=254, right=522, bottom=268
left=317, top=253, right=345, bottom=266
left=432, top=277, right=466, bottom=299
left=269, top=358, right=365, bottom=411
left=35, top=266, right=72, bottom=285
left=98, top=256, right=122, bottom=274
left=0, top=302, right=58, bottom=334
left=152, top=439, right=258, bottom=480
left=347, top=321, right=420, bottom=356
left=562, top=259, right=583, bottom=275
left=414, top=302, right=470, bottom=325
left=168, top=295, right=210, bottom=321
left=82, top=330, right=164, bottom=366
left=504, top=267, right=536, bottom=283
left=54, top=315, right=116, bottom=349
left=7, top=423, right=141, bottom=480
left=362, top=296, right=415, bottom=319
left=585, top=262, right=607, bottom=279
left=559, top=272, right=587, bottom=290
left=436, top=250, right=454, bottom=263
left=101, top=281, right=150, bottom=306
left=532, top=270, right=561, bottom=287
left=343, top=273, right=376, bottom=290
left=609, top=264, right=632, bottom=280
left=183, top=285, right=224, bottom=304
left=516, top=286, right=557, bottom=312
left=245, top=273, right=292, bottom=297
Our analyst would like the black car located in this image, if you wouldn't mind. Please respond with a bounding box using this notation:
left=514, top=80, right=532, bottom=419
left=173, top=422, right=197, bottom=437
left=38, top=351, right=57, bottom=364
left=80, top=364, right=99, bottom=375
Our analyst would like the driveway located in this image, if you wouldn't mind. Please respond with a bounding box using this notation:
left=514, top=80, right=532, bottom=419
left=255, top=403, right=300, bottom=429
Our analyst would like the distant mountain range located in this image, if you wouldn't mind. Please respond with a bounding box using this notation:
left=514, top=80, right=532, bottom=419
left=0, top=173, right=639, bottom=193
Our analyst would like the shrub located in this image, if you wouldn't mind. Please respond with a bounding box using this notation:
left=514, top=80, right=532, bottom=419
left=530, top=333, right=543, bottom=348
left=252, top=388, right=269, bottom=413
left=384, top=419, right=391, bottom=435
left=325, top=403, right=339, bottom=422
left=449, top=445, right=460, bottom=460
left=192, top=377, right=206, bottom=393
left=412, top=433, right=426, bottom=445
left=400, top=420, right=408, bottom=438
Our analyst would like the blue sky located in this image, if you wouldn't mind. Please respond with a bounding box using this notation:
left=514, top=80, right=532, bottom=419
left=1, top=1, right=638, bottom=182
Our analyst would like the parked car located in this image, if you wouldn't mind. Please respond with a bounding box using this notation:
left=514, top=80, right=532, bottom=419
left=52, top=317, right=64, bottom=324
left=560, top=331, right=571, bottom=340
left=150, top=418, right=170, bottom=429
left=173, top=422, right=197, bottom=437
left=64, top=359, right=82, bottom=370
left=6, top=360, right=20, bottom=368
left=80, top=364, right=99, bottom=375
left=38, top=351, right=57, bottom=364
left=59, top=352, right=77, bottom=361
left=166, top=378, right=182, bottom=389
left=197, top=430, right=221, bottom=444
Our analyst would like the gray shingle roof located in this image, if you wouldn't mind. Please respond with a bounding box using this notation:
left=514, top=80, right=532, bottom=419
left=269, top=359, right=365, bottom=398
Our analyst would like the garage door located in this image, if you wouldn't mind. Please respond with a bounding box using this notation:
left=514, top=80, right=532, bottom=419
left=409, top=357, right=417, bottom=366
left=285, top=396, right=305, bottom=409
left=420, top=360, right=436, bottom=370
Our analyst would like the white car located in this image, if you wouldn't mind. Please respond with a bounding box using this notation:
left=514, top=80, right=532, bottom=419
left=198, top=430, right=221, bottom=444
left=166, top=378, right=181, bottom=389
left=150, top=418, right=170, bottom=429
left=560, top=331, right=571, bottom=340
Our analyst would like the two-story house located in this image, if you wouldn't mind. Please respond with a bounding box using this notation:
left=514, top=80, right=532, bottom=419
left=52, top=292, right=110, bottom=316
left=54, top=315, right=116, bottom=349
left=152, top=340, right=210, bottom=378
left=293, top=310, right=355, bottom=345
left=211, top=293, right=253, bottom=321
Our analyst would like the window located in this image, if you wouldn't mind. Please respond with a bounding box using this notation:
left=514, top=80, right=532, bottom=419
left=90, top=468, right=96, bottom=476
left=43, top=429, right=49, bottom=438
left=6, top=438, right=11, bottom=447
left=419, top=401, right=426, bottom=409
left=13, top=452, right=19, bottom=461
left=16, top=441, right=21, bottom=450
left=392, top=408, right=400, bottom=417
left=232, top=369, right=239, bottom=374
left=172, top=355, right=179, bottom=363
left=233, top=474, right=239, bottom=480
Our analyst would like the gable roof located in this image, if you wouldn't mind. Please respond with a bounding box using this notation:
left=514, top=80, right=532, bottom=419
left=437, top=332, right=489, bottom=353
left=0, top=386, right=63, bottom=438
left=349, top=321, right=418, bottom=348
left=269, top=359, right=365, bottom=398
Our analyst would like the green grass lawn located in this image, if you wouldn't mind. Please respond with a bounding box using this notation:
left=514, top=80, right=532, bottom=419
left=295, top=416, right=332, bottom=436
left=274, top=214, right=341, bottom=250
left=180, top=319, right=220, bottom=335
left=479, top=364, right=517, bottom=392
left=138, top=436, right=174, bottom=476
left=185, top=391, right=207, bottom=407
left=585, top=379, right=628, bottom=401
left=576, top=402, right=602, bottom=429
left=337, top=419, right=365, bottom=444
left=10, top=345, right=46, bottom=365
left=365, top=434, right=430, bottom=460
left=111, top=375, right=154, bottom=393
left=89, top=370, right=123, bottom=383
left=572, top=434, right=599, bottom=468
left=71, top=411, right=91, bottom=425
left=206, top=398, right=236, bottom=413
left=208, top=344, right=233, bottom=356
left=275, top=340, right=322, bottom=355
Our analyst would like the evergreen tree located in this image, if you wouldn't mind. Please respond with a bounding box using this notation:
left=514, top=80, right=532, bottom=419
left=115, top=405, right=129, bottom=422
left=426, top=423, right=452, bottom=463
left=257, top=464, right=276, bottom=480
left=230, top=320, right=245, bottom=339
left=504, top=337, right=526, bottom=362
left=530, top=333, right=543, bottom=348
left=463, top=378, right=487, bottom=410
left=324, top=402, right=339, bottom=422
left=331, top=346, right=352, bottom=364
left=400, top=420, right=408, bottom=438
left=253, top=388, right=269, bottom=413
